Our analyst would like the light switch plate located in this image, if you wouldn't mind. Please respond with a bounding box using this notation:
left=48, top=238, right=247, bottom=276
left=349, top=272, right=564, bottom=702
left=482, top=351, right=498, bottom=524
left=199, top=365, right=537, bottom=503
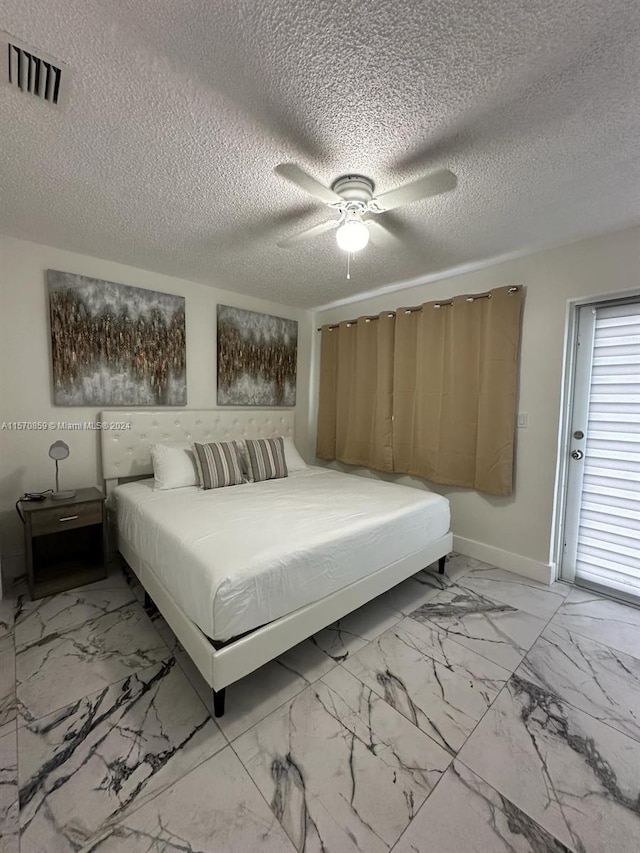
left=517, top=413, right=528, bottom=428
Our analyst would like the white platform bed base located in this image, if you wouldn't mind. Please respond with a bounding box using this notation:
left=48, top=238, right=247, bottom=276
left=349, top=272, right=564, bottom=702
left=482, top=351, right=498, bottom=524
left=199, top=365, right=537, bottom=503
left=121, top=532, right=450, bottom=716
left=100, top=409, right=452, bottom=717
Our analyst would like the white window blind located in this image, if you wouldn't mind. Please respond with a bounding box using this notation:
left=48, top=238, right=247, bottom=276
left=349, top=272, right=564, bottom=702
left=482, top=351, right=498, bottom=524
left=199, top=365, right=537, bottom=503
left=576, top=301, right=640, bottom=596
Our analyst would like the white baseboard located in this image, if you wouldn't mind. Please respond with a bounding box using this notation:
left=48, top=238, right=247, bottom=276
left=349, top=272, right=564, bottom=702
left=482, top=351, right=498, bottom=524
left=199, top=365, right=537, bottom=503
left=452, top=536, right=555, bottom=586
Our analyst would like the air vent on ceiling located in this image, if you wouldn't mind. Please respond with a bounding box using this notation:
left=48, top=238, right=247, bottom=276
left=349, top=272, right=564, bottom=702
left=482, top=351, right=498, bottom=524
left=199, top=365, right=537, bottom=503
left=1, top=32, right=69, bottom=107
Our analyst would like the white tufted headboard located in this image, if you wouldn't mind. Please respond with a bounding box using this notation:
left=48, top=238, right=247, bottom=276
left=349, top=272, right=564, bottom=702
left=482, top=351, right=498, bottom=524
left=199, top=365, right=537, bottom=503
left=100, top=409, right=295, bottom=488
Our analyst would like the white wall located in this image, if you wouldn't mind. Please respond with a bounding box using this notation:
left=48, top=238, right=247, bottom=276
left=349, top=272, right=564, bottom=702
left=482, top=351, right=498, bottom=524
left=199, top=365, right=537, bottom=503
left=0, top=235, right=313, bottom=584
left=312, top=225, right=640, bottom=581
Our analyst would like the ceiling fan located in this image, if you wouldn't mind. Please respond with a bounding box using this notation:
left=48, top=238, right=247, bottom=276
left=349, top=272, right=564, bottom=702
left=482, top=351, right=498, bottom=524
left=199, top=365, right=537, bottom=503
left=275, top=163, right=457, bottom=253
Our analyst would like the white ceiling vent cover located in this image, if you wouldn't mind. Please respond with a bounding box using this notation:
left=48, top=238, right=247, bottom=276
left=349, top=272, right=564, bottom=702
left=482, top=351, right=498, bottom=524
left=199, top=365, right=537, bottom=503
left=1, top=32, right=70, bottom=107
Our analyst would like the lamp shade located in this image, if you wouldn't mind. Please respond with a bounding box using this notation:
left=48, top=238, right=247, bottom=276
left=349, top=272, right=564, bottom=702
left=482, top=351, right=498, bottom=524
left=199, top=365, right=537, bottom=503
left=336, top=218, right=370, bottom=253
left=48, top=440, right=70, bottom=460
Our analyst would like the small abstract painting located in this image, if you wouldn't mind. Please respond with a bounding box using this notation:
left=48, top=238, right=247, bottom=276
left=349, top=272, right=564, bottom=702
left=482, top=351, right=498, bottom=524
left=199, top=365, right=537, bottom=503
left=217, top=305, right=297, bottom=406
left=48, top=270, right=186, bottom=406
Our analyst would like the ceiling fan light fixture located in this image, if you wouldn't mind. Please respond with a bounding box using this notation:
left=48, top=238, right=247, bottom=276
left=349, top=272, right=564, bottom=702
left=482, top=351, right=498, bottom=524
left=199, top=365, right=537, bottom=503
left=336, top=216, right=370, bottom=253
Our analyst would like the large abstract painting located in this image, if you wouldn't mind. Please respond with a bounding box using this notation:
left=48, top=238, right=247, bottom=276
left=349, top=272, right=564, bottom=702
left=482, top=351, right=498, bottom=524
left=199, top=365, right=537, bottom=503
left=48, top=270, right=186, bottom=406
left=217, top=305, right=297, bottom=406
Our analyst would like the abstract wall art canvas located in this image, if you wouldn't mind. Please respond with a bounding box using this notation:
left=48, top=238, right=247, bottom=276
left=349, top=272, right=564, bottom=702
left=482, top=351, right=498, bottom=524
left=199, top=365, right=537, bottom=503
left=217, top=305, right=297, bottom=407
left=48, top=270, right=187, bottom=406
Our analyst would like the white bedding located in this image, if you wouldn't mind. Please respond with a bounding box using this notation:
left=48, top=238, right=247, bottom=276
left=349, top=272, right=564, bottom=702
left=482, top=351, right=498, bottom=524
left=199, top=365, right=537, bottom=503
left=114, top=467, right=450, bottom=641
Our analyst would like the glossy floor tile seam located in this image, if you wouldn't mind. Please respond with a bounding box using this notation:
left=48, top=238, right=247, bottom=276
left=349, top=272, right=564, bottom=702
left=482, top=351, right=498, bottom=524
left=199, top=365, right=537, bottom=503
left=343, top=619, right=514, bottom=755
left=219, top=632, right=380, bottom=746
left=400, top=569, right=566, bottom=696
left=227, top=735, right=302, bottom=851
left=13, top=593, right=148, bottom=653
left=403, top=601, right=543, bottom=677
left=514, top=627, right=640, bottom=747
left=13, top=583, right=202, bottom=738
left=16, top=656, right=228, bottom=851
left=415, top=639, right=515, bottom=755
left=15, top=601, right=172, bottom=728
left=454, top=570, right=570, bottom=623
left=516, top=661, right=640, bottom=749
left=443, top=607, right=640, bottom=851
left=92, top=739, right=231, bottom=847
left=513, top=584, right=640, bottom=742
left=335, top=651, right=490, bottom=756
left=392, top=759, right=576, bottom=853
left=13, top=650, right=181, bottom=734
left=455, top=670, right=640, bottom=852
left=387, top=755, right=527, bottom=853
left=550, top=587, right=640, bottom=665
left=25, top=742, right=226, bottom=852
left=443, top=752, right=577, bottom=853
left=88, top=745, right=301, bottom=853
left=436, top=660, right=597, bottom=853
left=552, top=589, right=640, bottom=632
left=14, top=589, right=138, bottom=649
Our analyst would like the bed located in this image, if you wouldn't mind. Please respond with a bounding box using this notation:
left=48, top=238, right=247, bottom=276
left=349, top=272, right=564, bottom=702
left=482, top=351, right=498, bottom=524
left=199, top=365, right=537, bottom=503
left=101, top=409, right=452, bottom=717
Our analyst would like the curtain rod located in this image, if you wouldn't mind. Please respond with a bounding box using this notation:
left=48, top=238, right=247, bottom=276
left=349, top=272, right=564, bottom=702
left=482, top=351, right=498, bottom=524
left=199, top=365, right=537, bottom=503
left=317, top=286, right=520, bottom=331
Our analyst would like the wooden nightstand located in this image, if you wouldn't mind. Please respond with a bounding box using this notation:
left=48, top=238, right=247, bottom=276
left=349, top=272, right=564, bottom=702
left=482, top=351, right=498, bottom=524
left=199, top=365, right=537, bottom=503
left=22, top=487, right=106, bottom=599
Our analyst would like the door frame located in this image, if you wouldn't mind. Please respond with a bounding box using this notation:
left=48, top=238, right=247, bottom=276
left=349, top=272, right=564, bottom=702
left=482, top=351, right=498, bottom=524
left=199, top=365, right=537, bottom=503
left=552, top=287, right=640, bottom=586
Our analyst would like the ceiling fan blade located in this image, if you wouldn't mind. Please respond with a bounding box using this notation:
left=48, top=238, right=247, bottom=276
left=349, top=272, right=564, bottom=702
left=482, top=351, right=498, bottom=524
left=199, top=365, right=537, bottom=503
left=277, top=218, right=339, bottom=248
left=366, top=219, right=404, bottom=251
left=372, top=169, right=457, bottom=212
left=275, top=163, right=343, bottom=204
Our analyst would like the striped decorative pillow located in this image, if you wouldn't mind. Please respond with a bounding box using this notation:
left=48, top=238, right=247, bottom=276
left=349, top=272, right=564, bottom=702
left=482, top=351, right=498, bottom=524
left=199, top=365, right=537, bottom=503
left=245, top=437, right=288, bottom=482
left=192, top=441, right=245, bottom=490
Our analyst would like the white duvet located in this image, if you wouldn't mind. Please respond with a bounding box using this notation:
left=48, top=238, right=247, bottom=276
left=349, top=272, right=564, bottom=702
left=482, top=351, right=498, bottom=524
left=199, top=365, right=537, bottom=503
left=114, top=467, right=450, bottom=641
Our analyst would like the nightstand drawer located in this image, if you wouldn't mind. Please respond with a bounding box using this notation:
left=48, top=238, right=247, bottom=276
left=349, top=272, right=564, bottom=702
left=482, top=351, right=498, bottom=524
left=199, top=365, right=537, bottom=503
left=30, top=501, right=103, bottom=536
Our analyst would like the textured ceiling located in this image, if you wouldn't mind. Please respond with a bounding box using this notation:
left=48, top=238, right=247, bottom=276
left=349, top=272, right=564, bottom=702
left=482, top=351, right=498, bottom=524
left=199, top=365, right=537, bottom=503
left=1, top=0, right=640, bottom=309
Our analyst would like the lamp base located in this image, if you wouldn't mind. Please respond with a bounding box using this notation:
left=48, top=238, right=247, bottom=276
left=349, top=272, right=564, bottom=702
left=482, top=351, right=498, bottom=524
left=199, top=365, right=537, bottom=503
left=51, top=490, right=77, bottom=501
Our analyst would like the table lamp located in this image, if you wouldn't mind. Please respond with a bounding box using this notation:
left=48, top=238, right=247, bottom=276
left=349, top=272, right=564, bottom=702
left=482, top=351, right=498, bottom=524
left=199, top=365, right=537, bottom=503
left=49, top=441, right=76, bottom=500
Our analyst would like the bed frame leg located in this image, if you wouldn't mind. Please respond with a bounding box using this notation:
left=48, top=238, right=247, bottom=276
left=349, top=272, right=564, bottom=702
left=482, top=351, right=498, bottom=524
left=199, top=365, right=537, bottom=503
left=438, top=555, right=446, bottom=575
left=213, top=689, right=226, bottom=718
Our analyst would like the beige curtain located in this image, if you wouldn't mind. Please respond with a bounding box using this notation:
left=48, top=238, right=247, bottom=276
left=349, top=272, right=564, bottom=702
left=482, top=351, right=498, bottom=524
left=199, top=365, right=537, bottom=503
left=393, top=285, right=523, bottom=495
left=316, top=325, right=339, bottom=460
left=316, top=313, right=395, bottom=471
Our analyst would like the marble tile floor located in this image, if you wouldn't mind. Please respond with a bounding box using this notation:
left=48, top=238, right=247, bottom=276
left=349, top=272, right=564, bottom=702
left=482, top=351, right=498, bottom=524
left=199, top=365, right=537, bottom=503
left=0, top=555, right=639, bottom=852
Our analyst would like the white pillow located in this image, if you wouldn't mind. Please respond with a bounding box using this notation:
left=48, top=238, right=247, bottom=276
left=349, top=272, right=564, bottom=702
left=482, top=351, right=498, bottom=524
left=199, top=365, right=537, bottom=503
left=150, top=442, right=199, bottom=490
left=283, top=436, right=307, bottom=471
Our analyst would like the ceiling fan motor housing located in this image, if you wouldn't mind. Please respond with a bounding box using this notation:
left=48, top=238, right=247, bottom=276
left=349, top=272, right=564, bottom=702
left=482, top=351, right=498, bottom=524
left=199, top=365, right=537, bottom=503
left=331, top=175, right=375, bottom=204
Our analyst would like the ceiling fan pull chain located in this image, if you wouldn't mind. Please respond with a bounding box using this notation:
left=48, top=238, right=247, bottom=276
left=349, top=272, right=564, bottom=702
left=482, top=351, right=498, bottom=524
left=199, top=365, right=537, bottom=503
left=346, top=252, right=351, bottom=280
